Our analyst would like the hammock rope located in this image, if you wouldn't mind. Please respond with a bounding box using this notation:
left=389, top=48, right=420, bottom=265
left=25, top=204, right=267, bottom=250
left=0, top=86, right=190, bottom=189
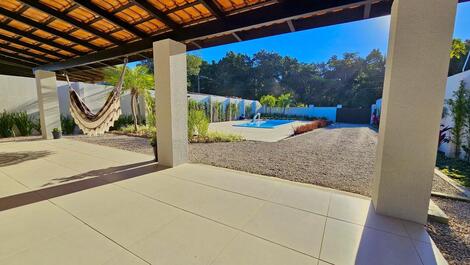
left=65, top=58, right=128, bottom=136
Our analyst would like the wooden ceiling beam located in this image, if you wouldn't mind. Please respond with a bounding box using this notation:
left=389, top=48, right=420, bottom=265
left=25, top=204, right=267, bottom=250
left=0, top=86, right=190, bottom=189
left=0, top=23, right=87, bottom=55
left=0, top=43, right=55, bottom=62
left=18, top=0, right=125, bottom=45
left=0, top=53, right=38, bottom=68
left=73, top=0, right=147, bottom=38
left=0, top=35, right=69, bottom=59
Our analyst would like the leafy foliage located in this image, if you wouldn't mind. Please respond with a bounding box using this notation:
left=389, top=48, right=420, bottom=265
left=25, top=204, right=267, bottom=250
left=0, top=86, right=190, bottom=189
left=188, top=109, right=209, bottom=138
left=110, top=114, right=134, bottom=131
left=191, top=49, right=386, bottom=108
left=447, top=81, right=467, bottom=158
left=449, top=39, right=470, bottom=76
left=436, top=152, right=470, bottom=187
left=13, top=112, right=35, bottom=136
left=104, top=65, right=153, bottom=131
left=60, top=115, right=76, bottom=135
left=0, top=110, right=15, bottom=137
left=191, top=131, right=244, bottom=143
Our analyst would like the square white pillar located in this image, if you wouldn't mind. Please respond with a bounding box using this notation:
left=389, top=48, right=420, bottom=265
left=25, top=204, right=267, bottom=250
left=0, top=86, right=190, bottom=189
left=373, top=0, right=458, bottom=224
left=153, top=39, right=188, bottom=167
left=35, top=70, right=61, bottom=139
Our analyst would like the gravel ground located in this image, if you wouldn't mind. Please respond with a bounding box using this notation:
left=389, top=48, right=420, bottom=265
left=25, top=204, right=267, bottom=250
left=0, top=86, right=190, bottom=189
left=68, top=128, right=469, bottom=264
left=428, top=198, right=470, bottom=264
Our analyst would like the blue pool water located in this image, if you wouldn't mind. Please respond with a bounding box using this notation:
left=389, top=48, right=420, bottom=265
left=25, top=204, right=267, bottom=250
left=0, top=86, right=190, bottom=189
left=233, top=119, right=295, bottom=129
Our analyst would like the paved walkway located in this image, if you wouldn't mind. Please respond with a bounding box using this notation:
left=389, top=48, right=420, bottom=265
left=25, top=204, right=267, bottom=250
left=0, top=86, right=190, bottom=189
left=0, top=139, right=446, bottom=264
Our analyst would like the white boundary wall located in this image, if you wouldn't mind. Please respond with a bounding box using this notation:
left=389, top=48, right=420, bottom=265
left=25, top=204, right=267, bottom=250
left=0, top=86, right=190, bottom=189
left=260, top=105, right=339, bottom=121
left=0, top=74, right=257, bottom=121
left=1, top=74, right=147, bottom=119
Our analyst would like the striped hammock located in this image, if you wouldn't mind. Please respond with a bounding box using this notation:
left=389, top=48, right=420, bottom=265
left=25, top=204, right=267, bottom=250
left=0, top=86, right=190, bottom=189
left=65, top=59, right=127, bottom=136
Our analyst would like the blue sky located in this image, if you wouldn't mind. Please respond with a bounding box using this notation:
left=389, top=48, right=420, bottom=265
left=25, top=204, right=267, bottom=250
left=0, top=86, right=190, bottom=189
left=188, top=2, right=470, bottom=64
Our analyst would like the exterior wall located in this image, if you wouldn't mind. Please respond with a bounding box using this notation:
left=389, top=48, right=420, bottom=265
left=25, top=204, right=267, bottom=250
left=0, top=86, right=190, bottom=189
left=439, top=70, right=470, bottom=158
left=0, top=74, right=143, bottom=119
left=260, top=105, right=338, bottom=121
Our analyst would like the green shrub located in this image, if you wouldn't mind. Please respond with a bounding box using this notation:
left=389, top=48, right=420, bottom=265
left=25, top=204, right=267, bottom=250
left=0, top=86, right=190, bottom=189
left=190, top=131, right=244, bottom=143
left=0, top=110, right=15, bottom=137
left=110, top=114, right=134, bottom=130
left=61, top=115, right=76, bottom=135
left=144, top=90, right=156, bottom=127
left=119, top=124, right=156, bottom=138
left=12, top=112, right=35, bottom=136
left=188, top=109, right=209, bottom=138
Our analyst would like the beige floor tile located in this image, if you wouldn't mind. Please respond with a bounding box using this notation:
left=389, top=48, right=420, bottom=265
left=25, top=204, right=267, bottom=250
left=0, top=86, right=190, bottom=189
left=1, top=221, right=128, bottom=265
left=328, top=193, right=408, bottom=236
left=101, top=250, right=149, bottom=265
left=137, top=175, right=265, bottom=228
left=162, top=164, right=280, bottom=200
left=243, top=202, right=326, bottom=257
left=0, top=172, right=29, bottom=198
left=1, top=159, right=78, bottom=188
left=51, top=184, right=180, bottom=246
left=269, top=182, right=331, bottom=215
left=211, top=232, right=318, bottom=265
left=403, top=221, right=434, bottom=244
left=0, top=201, right=83, bottom=259
left=317, top=261, right=333, bottom=265
left=130, top=212, right=238, bottom=265
left=116, top=171, right=181, bottom=197
left=414, top=240, right=449, bottom=265
left=320, top=218, right=422, bottom=265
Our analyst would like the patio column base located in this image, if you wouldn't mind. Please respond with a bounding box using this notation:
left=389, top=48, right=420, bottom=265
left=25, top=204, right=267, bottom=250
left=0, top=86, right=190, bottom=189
left=35, top=70, right=61, bottom=140
left=153, top=39, right=188, bottom=167
left=372, top=0, right=458, bottom=224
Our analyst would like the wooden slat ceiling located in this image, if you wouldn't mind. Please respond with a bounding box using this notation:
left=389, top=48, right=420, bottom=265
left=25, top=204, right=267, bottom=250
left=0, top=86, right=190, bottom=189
left=0, top=0, right=430, bottom=82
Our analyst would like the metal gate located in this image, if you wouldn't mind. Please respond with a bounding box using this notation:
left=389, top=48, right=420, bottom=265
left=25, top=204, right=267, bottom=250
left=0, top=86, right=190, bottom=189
left=336, top=108, right=371, bottom=124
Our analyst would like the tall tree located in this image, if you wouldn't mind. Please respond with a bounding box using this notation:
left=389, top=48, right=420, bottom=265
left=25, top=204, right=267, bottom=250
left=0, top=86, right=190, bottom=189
left=104, top=65, right=153, bottom=131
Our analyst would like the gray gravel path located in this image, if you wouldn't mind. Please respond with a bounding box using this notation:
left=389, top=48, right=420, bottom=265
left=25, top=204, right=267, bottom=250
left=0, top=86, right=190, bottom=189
left=191, top=126, right=377, bottom=196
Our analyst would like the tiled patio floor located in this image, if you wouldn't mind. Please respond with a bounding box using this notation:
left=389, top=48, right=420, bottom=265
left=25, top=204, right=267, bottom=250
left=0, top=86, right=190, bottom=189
left=0, top=139, right=446, bottom=265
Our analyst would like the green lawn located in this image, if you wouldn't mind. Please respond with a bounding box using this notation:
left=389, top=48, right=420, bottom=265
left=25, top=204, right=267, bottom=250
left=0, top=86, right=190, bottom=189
left=436, top=152, right=470, bottom=187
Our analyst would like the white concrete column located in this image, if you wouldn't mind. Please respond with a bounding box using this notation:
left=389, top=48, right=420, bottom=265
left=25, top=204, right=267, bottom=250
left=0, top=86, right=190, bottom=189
left=153, top=39, right=188, bottom=167
left=372, top=0, right=458, bottom=224
left=35, top=70, right=61, bottom=139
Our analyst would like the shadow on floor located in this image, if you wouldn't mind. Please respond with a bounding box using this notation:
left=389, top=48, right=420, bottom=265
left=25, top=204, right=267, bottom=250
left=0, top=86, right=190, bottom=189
left=0, top=159, right=165, bottom=211
left=0, top=151, right=54, bottom=167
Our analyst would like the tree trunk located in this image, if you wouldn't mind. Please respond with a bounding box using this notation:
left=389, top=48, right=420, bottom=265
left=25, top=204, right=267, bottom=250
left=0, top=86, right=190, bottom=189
left=131, top=92, right=138, bottom=132
left=136, top=95, right=142, bottom=125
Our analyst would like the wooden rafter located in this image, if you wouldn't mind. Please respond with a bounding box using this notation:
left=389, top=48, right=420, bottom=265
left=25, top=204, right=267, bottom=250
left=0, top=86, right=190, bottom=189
left=0, top=23, right=86, bottom=55
left=18, top=0, right=125, bottom=45
left=132, top=0, right=180, bottom=30
left=0, top=35, right=69, bottom=59
left=0, top=6, right=101, bottom=50
left=73, top=0, right=146, bottom=38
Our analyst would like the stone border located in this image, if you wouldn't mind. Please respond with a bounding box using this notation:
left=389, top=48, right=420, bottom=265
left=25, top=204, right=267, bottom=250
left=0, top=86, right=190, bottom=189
left=434, top=168, right=470, bottom=197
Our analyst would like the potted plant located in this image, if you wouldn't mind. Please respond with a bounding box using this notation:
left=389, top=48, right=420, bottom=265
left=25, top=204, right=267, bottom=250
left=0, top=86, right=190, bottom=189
left=150, top=134, right=158, bottom=161
left=52, top=128, right=61, bottom=139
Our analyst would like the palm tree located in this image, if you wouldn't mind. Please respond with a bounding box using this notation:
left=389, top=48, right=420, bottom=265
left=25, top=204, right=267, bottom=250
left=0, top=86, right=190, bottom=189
left=104, top=65, right=154, bottom=131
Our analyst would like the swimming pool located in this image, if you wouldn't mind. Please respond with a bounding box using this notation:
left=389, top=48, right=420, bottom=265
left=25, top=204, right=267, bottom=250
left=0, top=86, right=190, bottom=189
left=233, top=119, right=295, bottom=129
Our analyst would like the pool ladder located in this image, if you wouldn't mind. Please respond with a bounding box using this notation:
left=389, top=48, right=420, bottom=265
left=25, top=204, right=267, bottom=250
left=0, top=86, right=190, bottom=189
left=252, top=113, right=261, bottom=123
